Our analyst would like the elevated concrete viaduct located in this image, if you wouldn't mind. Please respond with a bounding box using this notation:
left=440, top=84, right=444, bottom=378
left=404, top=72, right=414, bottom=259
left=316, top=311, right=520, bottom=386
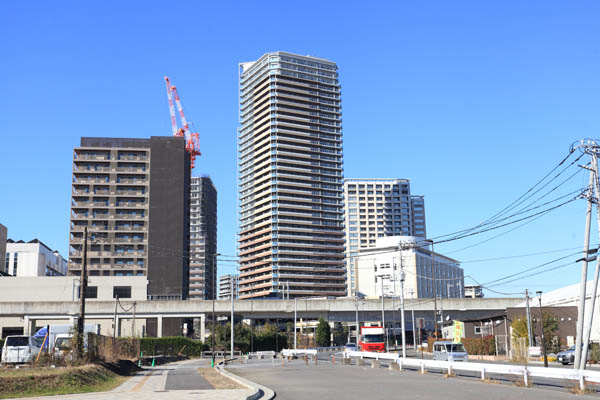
left=0, top=297, right=522, bottom=339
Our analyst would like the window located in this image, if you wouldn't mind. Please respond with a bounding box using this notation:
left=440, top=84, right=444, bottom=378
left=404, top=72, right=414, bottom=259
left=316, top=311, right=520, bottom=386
left=85, top=286, right=98, bottom=299
left=12, top=253, right=18, bottom=276
left=113, top=286, right=132, bottom=299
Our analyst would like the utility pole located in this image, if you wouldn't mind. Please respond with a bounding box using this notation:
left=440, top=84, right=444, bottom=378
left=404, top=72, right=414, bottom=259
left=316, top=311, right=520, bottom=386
left=580, top=150, right=600, bottom=369
left=430, top=240, right=439, bottom=338
left=76, top=226, right=88, bottom=360
left=355, top=297, right=360, bottom=345
left=230, top=275, right=234, bottom=358
left=377, top=274, right=389, bottom=347
left=132, top=301, right=136, bottom=337
left=392, top=258, right=397, bottom=348
left=410, top=289, right=416, bottom=347
left=399, top=267, right=406, bottom=358
left=537, top=291, right=548, bottom=368
left=113, top=295, right=118, bottom=339
left=398, top=244, right=406, bottom=358
left=525, top=289, right=533, bottom=347
left=294, top=297, right=297, bottom=349
left=211, top=253, right=220, bottom=367
left=575, top=142, right=595, bottom=369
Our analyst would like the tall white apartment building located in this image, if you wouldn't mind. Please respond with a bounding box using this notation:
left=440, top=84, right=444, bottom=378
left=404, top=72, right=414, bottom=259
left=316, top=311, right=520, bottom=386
left=344, top=179, right=427, bottom=296
left=5, top=239, right=68, bottom=277
left=238, top=51, right=346, bottom=299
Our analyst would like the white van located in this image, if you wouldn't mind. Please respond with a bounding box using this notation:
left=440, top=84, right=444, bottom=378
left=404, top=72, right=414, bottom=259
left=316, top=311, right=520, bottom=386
left=1, top=336, right=42, bottom=364
left=432, top=341, right=469, bottom=362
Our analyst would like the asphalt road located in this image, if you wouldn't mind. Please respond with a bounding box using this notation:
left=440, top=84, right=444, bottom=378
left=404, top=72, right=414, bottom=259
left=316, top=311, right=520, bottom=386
left=228, top=355, right=598, bottom=400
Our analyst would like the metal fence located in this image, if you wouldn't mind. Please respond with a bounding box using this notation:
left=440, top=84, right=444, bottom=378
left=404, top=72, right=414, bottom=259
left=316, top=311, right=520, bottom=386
left=87, top=333, right=139, bottom=363
left=343, top=350, right=600, bottom=390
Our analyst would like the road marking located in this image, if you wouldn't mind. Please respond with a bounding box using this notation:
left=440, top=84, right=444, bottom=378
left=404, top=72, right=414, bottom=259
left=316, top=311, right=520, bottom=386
left=130, top=371, right=154, bottom=392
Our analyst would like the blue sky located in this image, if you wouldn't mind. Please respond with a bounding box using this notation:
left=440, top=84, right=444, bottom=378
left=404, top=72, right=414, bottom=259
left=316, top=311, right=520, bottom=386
left=1, top=1, right=598, bottom=296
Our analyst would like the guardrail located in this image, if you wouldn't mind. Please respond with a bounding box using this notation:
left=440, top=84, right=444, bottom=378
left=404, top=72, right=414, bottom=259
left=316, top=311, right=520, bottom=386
left=249, top=351, right=277, bottom=359
left=282, top=349, right=318, bottom=357
left=343, top=351, right=600, bottom=390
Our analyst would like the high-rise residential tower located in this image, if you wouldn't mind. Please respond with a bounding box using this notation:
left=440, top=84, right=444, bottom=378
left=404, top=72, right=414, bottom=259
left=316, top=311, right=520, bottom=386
left=189, top=176, right=217, bottom=299
left=238, top=52, right=345, bottom=299
left=343, top=178, right=427, bottom=296
left=68, top=136, right=190, bottom=300
left=218, top=274, right=238, bottom=299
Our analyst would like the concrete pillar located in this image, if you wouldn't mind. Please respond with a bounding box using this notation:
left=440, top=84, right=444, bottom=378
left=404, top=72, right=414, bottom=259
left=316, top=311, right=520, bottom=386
left=157, top=315, right=163, bottom=338
left=23, top=316, right=31, bottom=335
left=200, top=314, right=206, bottom=343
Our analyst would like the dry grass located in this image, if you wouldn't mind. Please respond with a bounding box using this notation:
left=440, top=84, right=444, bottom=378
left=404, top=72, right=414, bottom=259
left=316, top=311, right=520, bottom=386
left=198, top=367, right=244, bottom=389
left=483, top=378, right=501, bottom=385
left=569, top=385, right=592, bottom=395
left=0, top=364, right=125, bottom=399
left=444, top=372, right=456, bottom=378
left=514, top=378, right=532, bottom=388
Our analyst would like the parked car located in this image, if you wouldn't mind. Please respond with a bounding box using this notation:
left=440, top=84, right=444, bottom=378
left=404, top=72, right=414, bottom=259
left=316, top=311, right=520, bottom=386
left=1, top=336, right=41, bottom=364
left=557, top=346, right=575, bottom=365
left=344, top=342, right=357, bottom=352
left=432, top=341, right=469, bottom=362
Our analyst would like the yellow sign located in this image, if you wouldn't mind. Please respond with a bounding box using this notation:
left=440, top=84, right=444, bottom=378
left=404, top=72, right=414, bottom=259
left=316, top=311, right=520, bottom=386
left=453, top=321, right=464, bottom=344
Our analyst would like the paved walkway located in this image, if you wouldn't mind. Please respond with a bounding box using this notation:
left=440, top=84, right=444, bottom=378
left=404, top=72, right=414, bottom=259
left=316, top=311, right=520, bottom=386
left=4, top=359, right=252, bottom=400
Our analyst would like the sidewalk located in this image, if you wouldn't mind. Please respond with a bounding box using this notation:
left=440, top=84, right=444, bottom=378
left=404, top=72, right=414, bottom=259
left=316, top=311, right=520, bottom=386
left=3, top=359, right=253, bottom=400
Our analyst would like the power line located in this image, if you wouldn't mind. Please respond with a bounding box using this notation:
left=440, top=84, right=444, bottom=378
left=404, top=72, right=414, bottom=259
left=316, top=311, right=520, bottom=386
left=431, top=150, right=581, bottom=241
left=481, top=251, right=581, bottom=287
left=459, top=244, right=597, bottom=263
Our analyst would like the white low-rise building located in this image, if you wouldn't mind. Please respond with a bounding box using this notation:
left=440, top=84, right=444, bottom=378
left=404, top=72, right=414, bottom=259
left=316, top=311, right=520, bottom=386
left=0, top=276, right=148, bottom=338
left=5, top=239, right=67, bottom=277
left=354, top=236, right=464, bottom=299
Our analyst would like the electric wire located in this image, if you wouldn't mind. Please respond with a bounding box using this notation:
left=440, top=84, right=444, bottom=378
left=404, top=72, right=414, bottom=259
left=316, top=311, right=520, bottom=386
left=430, top=150, right=581, bottom=241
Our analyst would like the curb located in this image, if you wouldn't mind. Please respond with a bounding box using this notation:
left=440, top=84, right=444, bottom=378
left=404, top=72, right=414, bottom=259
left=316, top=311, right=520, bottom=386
left=216, top=359, right=276, bottom=400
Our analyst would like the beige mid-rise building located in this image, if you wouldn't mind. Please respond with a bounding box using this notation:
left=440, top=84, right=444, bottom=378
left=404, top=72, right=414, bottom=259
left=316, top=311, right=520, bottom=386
left=237, top=52, right=345, bottom=299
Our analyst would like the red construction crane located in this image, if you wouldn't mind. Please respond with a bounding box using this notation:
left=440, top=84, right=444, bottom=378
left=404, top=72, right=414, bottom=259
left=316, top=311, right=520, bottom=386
left=164, top=76, right=200, bottom=169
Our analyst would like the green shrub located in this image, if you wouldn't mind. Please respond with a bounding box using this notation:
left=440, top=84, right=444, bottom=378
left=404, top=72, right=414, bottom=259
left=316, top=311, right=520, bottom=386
left=139, top=337, right=208, bottom=358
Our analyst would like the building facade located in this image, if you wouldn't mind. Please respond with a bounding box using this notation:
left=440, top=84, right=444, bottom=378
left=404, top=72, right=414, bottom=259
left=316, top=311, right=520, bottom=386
left=237, top=51, right=345, bottom=299
left=4, top=239, right=67, bottom=277
left=464, top=285, right=484, bottom=298
left=68, top=136, right=190, bottom=300
left=189, top=176, right=217, bottom=299
left=344, top=179, right=427, bottom=296
left=0, top=224, right=6, bottom=274
left=355, top=236, right=463, bottom=299
left=218, top=274, right=238, bottom=299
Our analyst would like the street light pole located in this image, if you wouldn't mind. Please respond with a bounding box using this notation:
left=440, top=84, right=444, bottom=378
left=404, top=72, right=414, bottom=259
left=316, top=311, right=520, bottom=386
left=230, top=275, right=234, bottom=358
left=211, top=252, right=220, bottom=367
left=294, top=297, right=297, bottom=349
left=355, top=297, right=360, bottom=345
left=537, top=291, right=548, bottom=368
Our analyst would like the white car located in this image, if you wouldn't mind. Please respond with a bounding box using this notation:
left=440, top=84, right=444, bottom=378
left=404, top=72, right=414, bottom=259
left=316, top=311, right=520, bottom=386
left=1, top=336, right=41, bottom=364
left=344, top=342, right=357, bottom=352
